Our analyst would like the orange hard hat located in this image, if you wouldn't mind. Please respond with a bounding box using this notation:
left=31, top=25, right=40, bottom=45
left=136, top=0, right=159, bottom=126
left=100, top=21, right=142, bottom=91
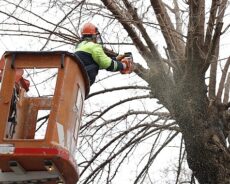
left=81, top=23, right=98, bottom=35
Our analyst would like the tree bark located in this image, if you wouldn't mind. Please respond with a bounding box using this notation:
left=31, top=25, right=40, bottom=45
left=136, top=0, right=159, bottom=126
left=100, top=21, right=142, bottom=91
left=171, top=75, right=230, bottom=183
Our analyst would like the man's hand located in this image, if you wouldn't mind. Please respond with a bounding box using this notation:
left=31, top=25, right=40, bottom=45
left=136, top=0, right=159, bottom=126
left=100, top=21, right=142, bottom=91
left=116, top=55, right=125, bottom=61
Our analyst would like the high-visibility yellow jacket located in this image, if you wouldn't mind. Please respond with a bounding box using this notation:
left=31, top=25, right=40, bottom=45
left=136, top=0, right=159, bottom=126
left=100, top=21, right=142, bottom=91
left=75, top=41, right=123, bottom=85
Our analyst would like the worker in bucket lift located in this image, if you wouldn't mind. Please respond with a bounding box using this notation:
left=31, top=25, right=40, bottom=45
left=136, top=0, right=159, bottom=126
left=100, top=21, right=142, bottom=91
left=75, top=22, right=133, bottom=86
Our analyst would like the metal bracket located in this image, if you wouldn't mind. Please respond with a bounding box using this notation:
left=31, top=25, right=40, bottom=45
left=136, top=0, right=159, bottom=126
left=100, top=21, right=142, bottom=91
left=10, top=54, right=16, bottom=69
left=61, top=54, right=65, bottom=68
left=9, top=161, right=25, bottom=174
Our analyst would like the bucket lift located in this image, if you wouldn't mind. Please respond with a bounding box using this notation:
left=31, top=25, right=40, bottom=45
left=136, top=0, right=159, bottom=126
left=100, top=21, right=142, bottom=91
left=0, top=51, right=89, bottom=184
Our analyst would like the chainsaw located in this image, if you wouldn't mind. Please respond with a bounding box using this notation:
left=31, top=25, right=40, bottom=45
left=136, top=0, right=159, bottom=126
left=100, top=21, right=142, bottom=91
left=119, top=52, right=133, bottom=74
left=103, top=48, right=133, bottom=74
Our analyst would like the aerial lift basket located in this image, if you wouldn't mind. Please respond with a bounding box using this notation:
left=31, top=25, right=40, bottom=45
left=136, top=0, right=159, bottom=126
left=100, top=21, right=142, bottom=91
left=0, top=51, right=89, bottom=184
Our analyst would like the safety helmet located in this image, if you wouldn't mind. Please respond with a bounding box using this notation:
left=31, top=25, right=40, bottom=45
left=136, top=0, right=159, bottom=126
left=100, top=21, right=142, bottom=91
left=81, top=23, right=98, bottom=36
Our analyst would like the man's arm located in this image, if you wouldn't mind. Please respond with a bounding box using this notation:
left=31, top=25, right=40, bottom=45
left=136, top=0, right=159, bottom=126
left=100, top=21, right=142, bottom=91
left=92, top=44, right=125, bottom=71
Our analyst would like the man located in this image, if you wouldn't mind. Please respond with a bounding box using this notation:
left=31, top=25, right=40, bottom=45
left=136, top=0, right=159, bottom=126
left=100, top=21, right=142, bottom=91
left=75, top=23, right=131, bottom=85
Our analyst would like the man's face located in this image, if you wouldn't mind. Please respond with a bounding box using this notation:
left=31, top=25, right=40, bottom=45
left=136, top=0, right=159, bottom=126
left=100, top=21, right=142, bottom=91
left=95, top=33, right=103, bottom=45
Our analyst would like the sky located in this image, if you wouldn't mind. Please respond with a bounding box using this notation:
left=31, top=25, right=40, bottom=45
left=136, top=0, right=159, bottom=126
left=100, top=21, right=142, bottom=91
left=0, top=0, right=230, bottom=183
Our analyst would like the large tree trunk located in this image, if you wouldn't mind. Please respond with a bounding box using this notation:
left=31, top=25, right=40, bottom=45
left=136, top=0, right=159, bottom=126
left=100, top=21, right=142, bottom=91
left=172, top=75, right=230, bottom=183
left=146, top=65, right=230, bottom=183
left=182, top=111, right=230, bottom=183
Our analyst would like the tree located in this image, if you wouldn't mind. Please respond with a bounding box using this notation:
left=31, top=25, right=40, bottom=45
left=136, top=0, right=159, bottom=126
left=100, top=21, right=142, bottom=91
left=97, top=0, right=230, bottom=183
left=0, top=0, right=230, bottom=183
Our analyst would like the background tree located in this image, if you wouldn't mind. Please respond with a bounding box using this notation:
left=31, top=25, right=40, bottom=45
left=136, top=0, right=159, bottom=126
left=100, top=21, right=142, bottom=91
left=0, top=0, right=230, bottom=183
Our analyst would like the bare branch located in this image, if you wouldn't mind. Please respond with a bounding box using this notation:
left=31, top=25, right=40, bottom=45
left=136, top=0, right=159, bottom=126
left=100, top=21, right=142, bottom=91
left=121, top=0, right=160, bottom=60
left=81, top=94, right=152, bottom=131
left=87, top=85, right=150, bottom=98
left=186, top=0, right=205, bottom=67
left=204, top=0, right=219, bottom=51
left=150, top=0, right=185, bottom=60
left=208, top=45, right=219, bottom=99
left=133, top=131, right=179, bottom=184
left=40, top=0, right=86, bottom=50
left=204, top=0, right=228, bottom=71
left=100, top=0, right=153, bottom=61
left=217, top=57, right=230, bottom=102
left=204, top=22, right=223, bottom=72
left=223, top=72, right=230, bottom=103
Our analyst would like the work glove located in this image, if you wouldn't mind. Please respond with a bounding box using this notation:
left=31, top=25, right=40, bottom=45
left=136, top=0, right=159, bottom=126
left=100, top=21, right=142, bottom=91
left=116, top=55, right=125, bottom=61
